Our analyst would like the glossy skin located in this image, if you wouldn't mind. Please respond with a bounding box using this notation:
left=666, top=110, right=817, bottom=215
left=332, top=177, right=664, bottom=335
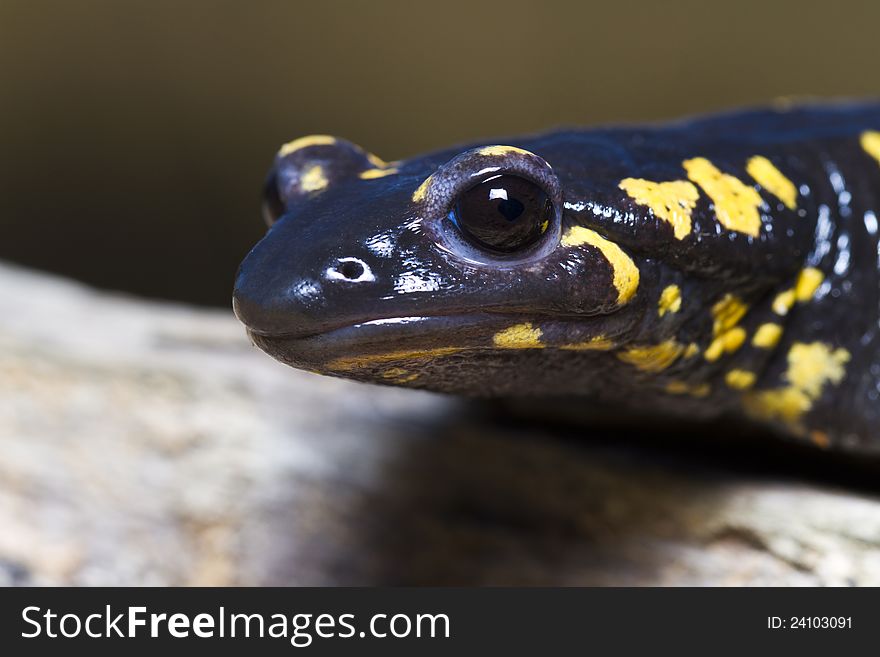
left=234, top=103, right=880, bottom=454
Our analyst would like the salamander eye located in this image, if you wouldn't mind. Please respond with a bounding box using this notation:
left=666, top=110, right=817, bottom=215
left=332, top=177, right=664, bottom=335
left=450, top=174, right=553, bottom=253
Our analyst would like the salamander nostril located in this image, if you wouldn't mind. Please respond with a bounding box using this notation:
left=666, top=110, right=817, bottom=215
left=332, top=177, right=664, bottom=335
left=338, top=259, right=364, bottom=280
left=325, top=257, right=376, bottom=283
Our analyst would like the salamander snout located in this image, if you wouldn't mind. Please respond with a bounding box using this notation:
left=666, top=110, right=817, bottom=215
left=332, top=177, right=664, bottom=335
left=232, top=231, right=386, bottom=338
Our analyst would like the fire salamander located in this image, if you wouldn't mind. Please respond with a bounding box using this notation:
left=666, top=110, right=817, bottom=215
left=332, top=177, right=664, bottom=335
left=234, top=102, right=880, bottom=454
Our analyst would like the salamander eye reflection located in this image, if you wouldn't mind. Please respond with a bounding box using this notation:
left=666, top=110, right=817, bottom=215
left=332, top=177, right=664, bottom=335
left=449, top=174, right=553, bottom=253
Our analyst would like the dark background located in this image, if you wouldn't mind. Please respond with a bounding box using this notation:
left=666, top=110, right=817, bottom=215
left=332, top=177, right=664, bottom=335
left=2, top=0, right=878, bottom=307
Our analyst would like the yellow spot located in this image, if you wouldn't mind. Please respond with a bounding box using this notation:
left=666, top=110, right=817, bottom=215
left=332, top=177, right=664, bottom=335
left=412, top=175, right=433, bottom=202
left=618, top=340, right=684, bottom=373
left=861, top=131, right=880, bottom=166
left=278, top=134, right=336, bottom=157
left=300, top=165, right=328, bottom=192
left=327, top=347, right=462, bottom=371
left=366, top=152, right=390, bottom=169
left=478, top=145, right=533, bottom=157
left=795, top=267, right=824, bottom=302
left=810, top=430, right=830, bottom=449
left=746, top=156, right=798, bottom=210
left=619, top=178, right=699, bottom=240
left=772, top=289, right=795, bottom=316
left=786, top=342, right=850, bottom=398
left=703, top=339, right=724, bottom=362
left=704, top=294, right=749, bottom=361
left=684, top=343, right=700, bottom=359
left=746, top=387, right=811, bottom=423
left=725, top=369, right=756, bottom=390
left=560, top=335, right=615, bottom=351
left=752, top=323, right=783, bottom=349
left=665, top=381, right=711, bottom=397
left=382, top=368, right=420, bottom=383
left=712, top=294, right=748, bottom=335
left=683, top=157, right=763, bottom=236
left=359, top=167, right=399, bottom=180
left=769, top=271, right=821, bottom=316
left=704, top=327, right=747, bottom=362
left=744, top=341, right=850, bottom=427
left=561, top=226, right=640, bottom=304
left=493, top=323, right=544, bottom=349
left=657, top=284, right=682, bottom=317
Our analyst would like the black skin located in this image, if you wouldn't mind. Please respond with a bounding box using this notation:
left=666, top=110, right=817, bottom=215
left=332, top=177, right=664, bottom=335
left=234, top=102, right=880, bottom=455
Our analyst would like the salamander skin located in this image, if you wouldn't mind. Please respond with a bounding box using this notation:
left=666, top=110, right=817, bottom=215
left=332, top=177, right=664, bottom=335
left=233, top=102, right=880, bottom=455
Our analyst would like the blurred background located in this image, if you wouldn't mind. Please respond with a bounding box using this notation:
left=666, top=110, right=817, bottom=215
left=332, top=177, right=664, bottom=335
left=2, top=0, right=878, bottom=307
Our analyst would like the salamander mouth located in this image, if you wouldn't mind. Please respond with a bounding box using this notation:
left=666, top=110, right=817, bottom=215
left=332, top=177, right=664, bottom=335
left=245, top=310, right=615, bottom=375
left=244, top=310, right=634, bottom=397
left=241, top=302, right=634, bottom=387
left=247, top=312, right=515, bottom=369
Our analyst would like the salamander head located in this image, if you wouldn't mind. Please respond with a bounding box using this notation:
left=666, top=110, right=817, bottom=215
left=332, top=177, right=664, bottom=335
left=233, top=133, right=750, bottom=396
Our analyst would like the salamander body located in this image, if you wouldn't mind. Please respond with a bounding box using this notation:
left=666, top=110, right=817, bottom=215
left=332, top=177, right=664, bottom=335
left=234, top=102, right=880, bottom=454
